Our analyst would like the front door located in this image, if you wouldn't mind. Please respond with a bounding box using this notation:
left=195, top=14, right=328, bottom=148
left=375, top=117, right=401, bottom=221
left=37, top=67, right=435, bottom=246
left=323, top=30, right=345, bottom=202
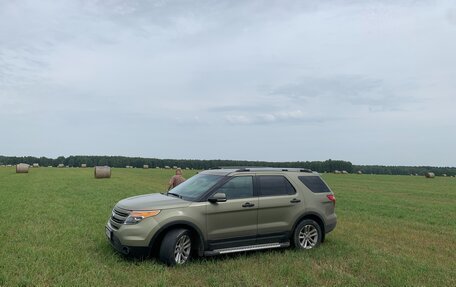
left=206, top=175, right=258, bottom=249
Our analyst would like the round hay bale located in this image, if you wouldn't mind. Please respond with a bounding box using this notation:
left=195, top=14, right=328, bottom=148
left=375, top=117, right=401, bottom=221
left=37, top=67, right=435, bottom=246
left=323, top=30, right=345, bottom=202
left=425, top=172, right=435, bottom=178
left=442, top=174, right=447, bottom=177
left=16, top=163, right=29, bottom=173
left=94, top=166, right=111, bottom=179
left=33, top=163, right=39, bottom=168
left=81, top=164, right=87, bottom=168
left=165, top=166, right=170, bottom=169
left=143, top=165, right=149, bottom=169
left=342, top=170, right=348, bottom=174
left=58, top=164, right=64, bottom=168
left=334, top=170, right=341, bottom=174
left=357, top=171, right=362, bottom=174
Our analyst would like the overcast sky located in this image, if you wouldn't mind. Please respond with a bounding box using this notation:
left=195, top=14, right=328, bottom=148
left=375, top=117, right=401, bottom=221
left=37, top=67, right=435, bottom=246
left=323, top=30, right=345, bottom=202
left=1, top=0, right=455, bottom=166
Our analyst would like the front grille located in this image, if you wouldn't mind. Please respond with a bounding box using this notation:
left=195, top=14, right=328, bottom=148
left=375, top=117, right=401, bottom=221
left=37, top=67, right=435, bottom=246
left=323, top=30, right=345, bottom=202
left=110, top=207, right=129, bottom=226
left=111, top=216, right=124, bottom=224
left=113, top=209, right=129, bottom=217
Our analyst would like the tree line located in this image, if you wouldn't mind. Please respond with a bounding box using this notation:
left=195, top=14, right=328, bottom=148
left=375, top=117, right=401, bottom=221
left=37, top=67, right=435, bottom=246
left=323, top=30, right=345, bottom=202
left=0, top=156, right=352, bottom=173
left=353, top=165, right=456, bottom=176
left=1, top=155, right=454, bottom=176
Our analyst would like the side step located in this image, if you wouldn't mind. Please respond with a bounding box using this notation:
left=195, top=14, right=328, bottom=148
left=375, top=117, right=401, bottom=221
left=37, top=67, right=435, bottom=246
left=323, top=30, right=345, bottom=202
left=204, top=242, right=290, bottom=256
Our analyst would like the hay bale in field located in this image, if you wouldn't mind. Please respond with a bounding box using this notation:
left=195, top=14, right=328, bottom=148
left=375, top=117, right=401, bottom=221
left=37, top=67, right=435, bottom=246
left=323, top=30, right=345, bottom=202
left=94, top=166, right=111, bottom=179
left=357, top=170, right=362, bottom=174
left=16, top=163, right=29, bottom=173
left=334, top=170, right=341, bottom=174
left=165, top=166, right=170, bottom=169
left=58, top=164, right=64, bottom=168
left=173, top=166, right=178, bottom=169
left=7, top=164, right=12, bottom=167
left=156, top=166, right=160, bottom=169
left=425, top=172, right=435, bottom=178
left=81, top=164, right=87, bottom=168
left=342, top=170, right=348, bottom=174
left=33, top=163, right=39, bottom=168
left=442, top=174, right=447, bottom=177
left=143, top=165, right=149, bottom=169
left=185, top=167, right=189, bottom=170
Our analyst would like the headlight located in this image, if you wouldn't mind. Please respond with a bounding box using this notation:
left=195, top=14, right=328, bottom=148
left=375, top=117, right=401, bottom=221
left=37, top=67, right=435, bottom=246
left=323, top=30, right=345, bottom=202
left=124, top=210, right=161, bottom=225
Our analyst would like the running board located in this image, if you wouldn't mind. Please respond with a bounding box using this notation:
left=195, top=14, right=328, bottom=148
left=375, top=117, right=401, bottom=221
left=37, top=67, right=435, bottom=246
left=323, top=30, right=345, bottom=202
left=204, top=242, right=290, bottom=256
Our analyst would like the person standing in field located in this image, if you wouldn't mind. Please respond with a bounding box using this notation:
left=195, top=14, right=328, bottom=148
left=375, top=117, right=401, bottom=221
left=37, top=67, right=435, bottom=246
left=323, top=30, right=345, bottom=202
left=168, top=168, right=186, bottom=190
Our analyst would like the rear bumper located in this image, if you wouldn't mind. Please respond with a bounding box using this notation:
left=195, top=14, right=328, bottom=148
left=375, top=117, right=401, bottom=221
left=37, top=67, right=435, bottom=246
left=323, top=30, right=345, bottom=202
left=325, top=221, right=337, bottom=234
left=325, top=214, right=337, bottom=234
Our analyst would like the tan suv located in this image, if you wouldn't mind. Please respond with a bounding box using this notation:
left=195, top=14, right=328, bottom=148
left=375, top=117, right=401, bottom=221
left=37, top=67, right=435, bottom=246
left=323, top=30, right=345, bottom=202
left=105, top=168, right=337, bottom=265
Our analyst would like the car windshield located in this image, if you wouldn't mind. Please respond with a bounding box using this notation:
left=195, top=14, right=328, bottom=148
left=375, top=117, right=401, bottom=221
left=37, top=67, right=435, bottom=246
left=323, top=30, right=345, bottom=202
left=169, top=174, right=223, bottom=201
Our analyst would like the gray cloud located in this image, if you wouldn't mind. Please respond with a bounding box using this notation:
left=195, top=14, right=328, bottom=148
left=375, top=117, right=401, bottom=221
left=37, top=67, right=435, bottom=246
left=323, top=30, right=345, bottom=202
left=268, top=75, right=401, bottom=111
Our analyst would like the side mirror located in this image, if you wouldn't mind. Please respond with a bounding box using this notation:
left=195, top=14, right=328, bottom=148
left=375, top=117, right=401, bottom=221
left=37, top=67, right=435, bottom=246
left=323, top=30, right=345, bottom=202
left=208, top=192, right=227, bottom=203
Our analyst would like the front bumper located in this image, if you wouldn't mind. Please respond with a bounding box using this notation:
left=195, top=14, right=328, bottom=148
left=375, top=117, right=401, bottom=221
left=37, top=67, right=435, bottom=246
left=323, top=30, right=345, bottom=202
left=105, top=223, right=151, bottom=257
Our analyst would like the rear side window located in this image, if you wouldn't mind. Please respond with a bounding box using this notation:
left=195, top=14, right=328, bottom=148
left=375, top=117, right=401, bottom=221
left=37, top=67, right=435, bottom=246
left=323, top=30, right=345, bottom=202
left=258, top=176, right=296, bottom=196
left=298, top=176, right=331, bottom=193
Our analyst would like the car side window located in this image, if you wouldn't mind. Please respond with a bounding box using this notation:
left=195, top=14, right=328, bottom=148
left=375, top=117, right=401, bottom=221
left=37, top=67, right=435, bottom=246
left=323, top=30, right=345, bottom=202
left=298, top=176, right=331, bottom=193
left=258, top=175, right=296, bottom=196
left=216, top=176, right=254, bottom=200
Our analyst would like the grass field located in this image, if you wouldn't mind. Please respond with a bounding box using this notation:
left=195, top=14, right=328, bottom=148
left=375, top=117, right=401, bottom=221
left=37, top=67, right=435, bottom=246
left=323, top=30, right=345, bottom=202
left=0, top=167, right=455, bottom=286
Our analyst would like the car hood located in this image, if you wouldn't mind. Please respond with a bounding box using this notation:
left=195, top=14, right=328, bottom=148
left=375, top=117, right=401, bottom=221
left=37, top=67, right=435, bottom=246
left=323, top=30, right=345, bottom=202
left=116, top=193, right=190, bottom=211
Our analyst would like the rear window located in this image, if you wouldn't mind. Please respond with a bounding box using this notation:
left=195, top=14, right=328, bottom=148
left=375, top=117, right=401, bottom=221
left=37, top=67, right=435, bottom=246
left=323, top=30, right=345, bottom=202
left=298, top=176, right=331, bottom=193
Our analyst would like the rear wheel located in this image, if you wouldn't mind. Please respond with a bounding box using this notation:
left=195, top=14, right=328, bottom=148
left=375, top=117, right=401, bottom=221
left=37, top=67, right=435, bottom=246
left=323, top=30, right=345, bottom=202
left=293, top=219, right=322, bottom=249
left=159, top=228, right=192, bottom=266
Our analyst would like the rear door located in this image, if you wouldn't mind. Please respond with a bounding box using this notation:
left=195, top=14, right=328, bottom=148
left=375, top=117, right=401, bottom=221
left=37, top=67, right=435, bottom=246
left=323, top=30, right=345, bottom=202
left=256, top=175, right=303, bottom=241
left=206, top=175, right=258, bottom=248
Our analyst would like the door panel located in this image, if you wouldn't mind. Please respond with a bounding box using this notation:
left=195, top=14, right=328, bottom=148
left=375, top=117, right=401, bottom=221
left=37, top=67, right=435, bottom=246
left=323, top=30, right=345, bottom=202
left=206, top=197, right=259, bottom=241
left=257, top=195, right=301, bottom=235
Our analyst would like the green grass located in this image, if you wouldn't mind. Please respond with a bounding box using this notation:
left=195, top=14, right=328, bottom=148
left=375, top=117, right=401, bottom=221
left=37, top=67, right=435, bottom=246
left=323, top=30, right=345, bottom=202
left=0, top=168, right=455, bottom=286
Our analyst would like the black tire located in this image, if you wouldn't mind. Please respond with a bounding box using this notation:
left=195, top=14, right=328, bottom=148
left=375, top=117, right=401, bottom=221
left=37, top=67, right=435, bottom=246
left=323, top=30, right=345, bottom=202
left=293, top=219, right=322, bottom=249
left=159, top=228, right=192, bottom=266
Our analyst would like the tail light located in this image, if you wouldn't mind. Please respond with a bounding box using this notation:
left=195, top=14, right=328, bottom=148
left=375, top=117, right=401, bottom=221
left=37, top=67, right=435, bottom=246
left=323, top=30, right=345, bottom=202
left=327, top=194, right=336, bottom=205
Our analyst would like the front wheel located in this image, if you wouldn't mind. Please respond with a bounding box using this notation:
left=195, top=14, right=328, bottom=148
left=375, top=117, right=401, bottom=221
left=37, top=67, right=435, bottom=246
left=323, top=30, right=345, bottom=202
left=293, top=219, right=322, bottom=249
left=159, top=228, right=192, bottom=266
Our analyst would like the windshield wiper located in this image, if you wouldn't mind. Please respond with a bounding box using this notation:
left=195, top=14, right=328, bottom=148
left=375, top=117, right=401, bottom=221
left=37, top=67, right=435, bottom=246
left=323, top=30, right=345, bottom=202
left=166, top=192, right=182, bottom=199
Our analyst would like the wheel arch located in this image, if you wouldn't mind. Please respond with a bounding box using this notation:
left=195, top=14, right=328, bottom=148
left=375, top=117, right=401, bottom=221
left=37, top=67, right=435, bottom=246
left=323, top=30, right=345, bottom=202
left=292, top=212, right=326, bottom=242
left=149, top=220, right=206, bottom=257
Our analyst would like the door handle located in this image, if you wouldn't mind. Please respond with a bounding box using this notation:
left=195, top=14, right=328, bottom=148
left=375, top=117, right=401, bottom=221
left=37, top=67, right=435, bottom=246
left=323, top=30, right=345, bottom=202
left=290, top=198, right=301, bottom=203
left=242, top=202, right=255, bottom=208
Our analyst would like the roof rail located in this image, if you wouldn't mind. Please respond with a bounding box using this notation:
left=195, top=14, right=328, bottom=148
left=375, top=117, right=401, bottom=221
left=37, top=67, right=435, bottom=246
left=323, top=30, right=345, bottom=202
left=232, top=167, right=313, bottom=173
